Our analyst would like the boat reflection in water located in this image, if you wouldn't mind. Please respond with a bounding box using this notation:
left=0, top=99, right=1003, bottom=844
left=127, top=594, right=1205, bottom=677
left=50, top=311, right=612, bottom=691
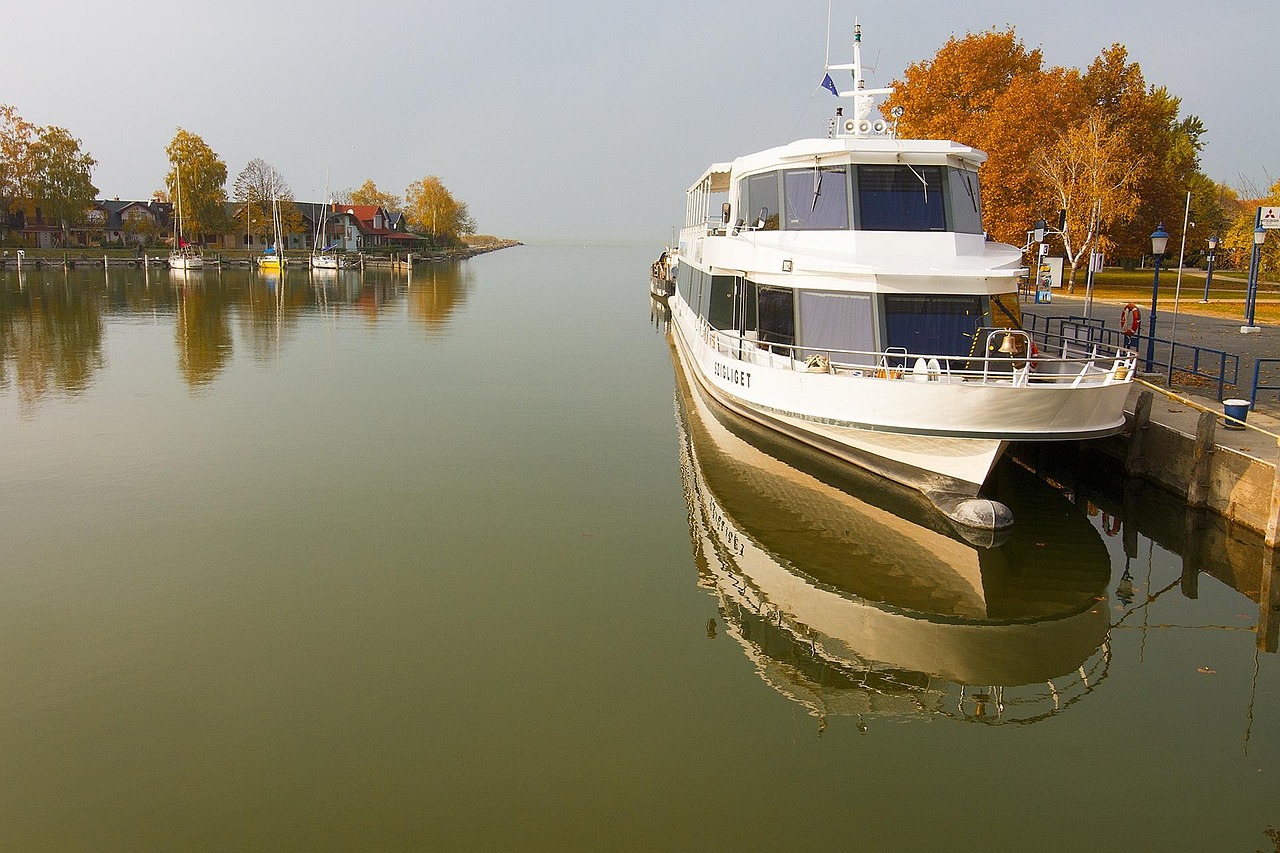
left=671, top=337, right=1114, bottom=728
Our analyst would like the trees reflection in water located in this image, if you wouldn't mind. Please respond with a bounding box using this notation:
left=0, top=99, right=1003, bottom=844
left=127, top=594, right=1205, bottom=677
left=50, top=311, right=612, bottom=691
left=0, top=273, right=104, bottom=410
left=0, top=264, right=474, bottom=406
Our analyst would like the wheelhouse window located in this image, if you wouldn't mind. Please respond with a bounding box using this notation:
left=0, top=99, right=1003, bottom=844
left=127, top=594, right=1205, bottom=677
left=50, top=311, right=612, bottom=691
left=741, top=172, right=780, bottom=231
left=783, top=166, right=850, bottom=230
left=857, top=165, right=946, bottom=232
left=882, top=295, right=984, bottom=357
left=949, top=168, right=983, bottom=234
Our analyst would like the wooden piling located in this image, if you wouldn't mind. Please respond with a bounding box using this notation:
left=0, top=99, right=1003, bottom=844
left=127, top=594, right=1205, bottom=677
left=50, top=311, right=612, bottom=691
left=1260, top=546, right=1279, bottom=652
left=1125, top=391, right=1153, bottom=478
left=1187, top=410, right=1217, bottom=509
left=1267, top=437, right=1280, bottom=550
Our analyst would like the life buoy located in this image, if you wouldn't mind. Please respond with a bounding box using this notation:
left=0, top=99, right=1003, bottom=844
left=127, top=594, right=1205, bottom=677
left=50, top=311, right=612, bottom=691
left=1120, top=302, right=1141, bottom=336
left=1100, top=512, right=1121, bottom=537
left=1028, top=341, right=1039, bottom=371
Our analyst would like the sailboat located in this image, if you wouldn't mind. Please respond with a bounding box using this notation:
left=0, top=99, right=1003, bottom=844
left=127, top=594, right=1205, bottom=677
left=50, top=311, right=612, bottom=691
left=310, top=176, right=341, bottom=270
left=256, top=193, right=285, bottom=270
left=169, top=165, right=204, bottom=270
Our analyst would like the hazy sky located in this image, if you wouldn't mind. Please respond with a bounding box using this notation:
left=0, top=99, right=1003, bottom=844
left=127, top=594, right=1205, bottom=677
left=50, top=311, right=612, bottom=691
left=2, top=1, right=1275, bottom=241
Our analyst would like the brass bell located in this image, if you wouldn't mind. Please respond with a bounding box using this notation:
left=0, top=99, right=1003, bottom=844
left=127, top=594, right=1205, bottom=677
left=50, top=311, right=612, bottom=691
left=997, top=333, right=1021, bottom=355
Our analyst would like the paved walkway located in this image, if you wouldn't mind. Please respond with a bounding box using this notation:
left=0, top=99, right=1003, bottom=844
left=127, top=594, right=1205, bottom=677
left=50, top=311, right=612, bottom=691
left=1023, top=283, right=1280, bottom=420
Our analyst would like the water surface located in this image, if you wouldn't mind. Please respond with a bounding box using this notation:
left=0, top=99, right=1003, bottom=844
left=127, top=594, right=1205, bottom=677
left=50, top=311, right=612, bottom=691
left=1, top=246, right=1277, bottom=851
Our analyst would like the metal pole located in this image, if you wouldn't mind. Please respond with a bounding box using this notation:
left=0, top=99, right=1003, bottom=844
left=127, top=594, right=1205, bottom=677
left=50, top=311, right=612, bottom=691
left=1145, top=254, right=1163, bottom=372
left=1245, top=241, right=1260, bottom=329
left=1200, top=247, right=1215, bottom=302
left=1083, top=251, right=1096, bottom=320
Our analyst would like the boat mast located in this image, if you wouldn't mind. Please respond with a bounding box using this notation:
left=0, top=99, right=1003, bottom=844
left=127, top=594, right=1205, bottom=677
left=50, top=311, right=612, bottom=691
left=824, top=21, right=894, bottom=136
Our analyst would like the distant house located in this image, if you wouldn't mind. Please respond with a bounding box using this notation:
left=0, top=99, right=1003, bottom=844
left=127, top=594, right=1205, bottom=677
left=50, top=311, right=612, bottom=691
left=95, top=199, right=168, bottom=246
left=214, top=200, right=419, bottom=252
left=329, top=204, right=418, bottom=251
left=1, top=198, right=171, bottom=248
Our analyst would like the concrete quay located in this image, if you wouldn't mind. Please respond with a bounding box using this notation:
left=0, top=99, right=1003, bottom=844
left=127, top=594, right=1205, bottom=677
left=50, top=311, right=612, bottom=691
left=1026, top=290, right=1280, bottom=545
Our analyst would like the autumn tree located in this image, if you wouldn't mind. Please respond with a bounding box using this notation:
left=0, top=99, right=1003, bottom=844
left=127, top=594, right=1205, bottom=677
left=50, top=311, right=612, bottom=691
left=405, top=175, right=474, bottom=244
left=231, top=158, right=305, bottom=248
left=1224, top=179, right=1280, bottom=280
left=1034, top=111, right=1141, bottom=291
left=28, top=125, right=98, bottom=244
left=164, top=128, right=227, bottom=243
left=347, top=179, right=402, bottom=215
left=885, top=31, right=1203, bottom=262
left=1081, top=45, right=1203, bottom=257
left=884, top=28, right=1085, bottom=244
left=0, top=104, right=36, bottom=217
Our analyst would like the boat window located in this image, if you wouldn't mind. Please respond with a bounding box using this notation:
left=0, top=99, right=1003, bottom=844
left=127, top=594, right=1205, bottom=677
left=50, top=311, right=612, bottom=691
left=695, top=269, right=712, bottom=318
left=676, top=262, right=694, bottom=305
left=783, top=167, right=850, bottom=230
left=708, top=276, right=737, bottom=330
left=755, top=286, right=795, bottom=348
left=949, top=168, right=983, bottom=234
left=857, top=165, right=946, bottom=232
left=882, top=295, right=984, bottom=357
left=741, top=172, right=780, bottom=231
left=798, top=291, right=874, bottom=360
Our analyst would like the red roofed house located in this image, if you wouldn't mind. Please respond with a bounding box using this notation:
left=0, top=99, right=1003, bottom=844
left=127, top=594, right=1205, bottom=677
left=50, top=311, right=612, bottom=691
left=329, top=204, right=418, bottom=252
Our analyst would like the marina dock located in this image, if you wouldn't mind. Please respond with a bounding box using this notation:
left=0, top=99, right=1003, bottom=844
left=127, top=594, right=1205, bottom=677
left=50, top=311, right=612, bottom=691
left=1023, top=290, right=1280, bottom=545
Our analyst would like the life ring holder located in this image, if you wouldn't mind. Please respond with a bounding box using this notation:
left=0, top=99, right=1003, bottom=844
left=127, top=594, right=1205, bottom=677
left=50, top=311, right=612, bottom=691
left=1120, top=302, right=1141, bottom=336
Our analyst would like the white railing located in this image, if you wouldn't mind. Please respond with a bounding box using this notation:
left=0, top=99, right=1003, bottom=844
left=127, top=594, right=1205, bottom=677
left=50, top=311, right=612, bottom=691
left=698, top=321, right=1137, bottom=389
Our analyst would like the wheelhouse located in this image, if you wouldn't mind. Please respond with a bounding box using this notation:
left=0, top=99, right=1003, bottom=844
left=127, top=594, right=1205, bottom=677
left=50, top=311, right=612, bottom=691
left=732, top=161, right=983, bottom=234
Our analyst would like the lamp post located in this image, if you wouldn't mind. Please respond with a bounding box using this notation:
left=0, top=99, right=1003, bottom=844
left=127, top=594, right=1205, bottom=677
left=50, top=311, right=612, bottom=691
left=1243, top=225, right=1266, bottom=333
left=1145, top=224, right=1169, bottom=372
left=1199, top=235, right=1218, bottom=303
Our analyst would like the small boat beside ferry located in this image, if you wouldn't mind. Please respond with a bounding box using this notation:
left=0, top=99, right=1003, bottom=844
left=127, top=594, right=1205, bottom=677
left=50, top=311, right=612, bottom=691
left=666, top=23, right=1137, bottom=529
left=650, top=248, right=676, bottom=299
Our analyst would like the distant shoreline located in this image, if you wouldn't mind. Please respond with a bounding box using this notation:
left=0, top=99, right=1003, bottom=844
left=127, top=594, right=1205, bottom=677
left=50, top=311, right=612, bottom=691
left=0, top=239, right=523, bottom=268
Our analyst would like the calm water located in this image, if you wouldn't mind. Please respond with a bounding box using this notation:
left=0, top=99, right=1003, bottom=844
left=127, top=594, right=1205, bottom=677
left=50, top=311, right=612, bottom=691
left=1, top=245, right=1277, bottom=851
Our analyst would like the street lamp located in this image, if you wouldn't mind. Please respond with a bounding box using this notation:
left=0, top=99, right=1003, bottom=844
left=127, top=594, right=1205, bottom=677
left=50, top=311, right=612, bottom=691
left=1243, top=225, right=1266, bottom=333
left=1145, top=224, right=1169, bottom=372
left=1200, top=234, right=1218, bottom=303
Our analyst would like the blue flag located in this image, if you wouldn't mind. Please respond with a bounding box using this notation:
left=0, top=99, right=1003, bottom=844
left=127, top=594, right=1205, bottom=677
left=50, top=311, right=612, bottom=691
left=821, top=73, right=838, bottom=95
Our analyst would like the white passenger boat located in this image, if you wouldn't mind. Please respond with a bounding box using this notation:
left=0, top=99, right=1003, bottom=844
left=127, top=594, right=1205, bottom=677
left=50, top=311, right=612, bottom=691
left=668, top=24, right=1136, bottom=529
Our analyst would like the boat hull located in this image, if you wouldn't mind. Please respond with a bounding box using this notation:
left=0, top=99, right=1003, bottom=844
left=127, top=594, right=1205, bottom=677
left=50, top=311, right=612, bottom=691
left=670, top=316, right=999, bottom=497
left=670, top=293, right=1129, bottom=501
left=168, top=254, right=204, bottom=270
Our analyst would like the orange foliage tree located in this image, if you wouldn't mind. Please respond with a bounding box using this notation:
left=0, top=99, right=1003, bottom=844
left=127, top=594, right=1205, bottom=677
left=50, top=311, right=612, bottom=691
left=883, top=29, right=1203, bottom=266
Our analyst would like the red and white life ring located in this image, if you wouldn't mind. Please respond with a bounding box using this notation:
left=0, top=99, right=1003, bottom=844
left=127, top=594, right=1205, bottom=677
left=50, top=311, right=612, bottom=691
left=1120, top=302, right=1141, bottom=336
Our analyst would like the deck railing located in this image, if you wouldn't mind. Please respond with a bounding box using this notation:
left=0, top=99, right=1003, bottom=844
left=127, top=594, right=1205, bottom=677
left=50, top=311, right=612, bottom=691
left=1022, top=312, right=1239, bottom=401
left=697, top=318, right=1136, bottom=389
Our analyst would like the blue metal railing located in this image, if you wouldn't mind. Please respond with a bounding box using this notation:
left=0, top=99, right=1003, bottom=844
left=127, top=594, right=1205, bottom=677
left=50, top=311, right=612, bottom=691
left=1250, top=358, right=1280, bottom=410
left=1023, top=312, right=1240, bottom=401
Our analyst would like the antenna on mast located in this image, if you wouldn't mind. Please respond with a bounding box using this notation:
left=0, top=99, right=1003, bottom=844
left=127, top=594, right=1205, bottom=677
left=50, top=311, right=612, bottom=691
left=824, top=0, right=832, bottom=70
